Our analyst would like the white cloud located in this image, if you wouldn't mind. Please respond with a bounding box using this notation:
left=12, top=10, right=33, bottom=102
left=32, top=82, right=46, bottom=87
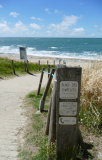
left=10, top=12, right=19, bottom=17
left=45, top=8, right=51, bottom=14
left=38, top=18, right=43, bottom=21
left=0, top=23, right=11, bottom=33
left=13, top=21, right=28, bottom=32
left=29, top=23, right=41, bottom=29
left=55, top=10, right=61, bottom=14
left=91, top=34, right=95, bottom=36
left=30, top=16, right=36, bottom=20
left=48, top=15, right=79, bottom=31
left=3, top=21, right=7, bottom=24
left=31, top=31, right=35, bottom=34
left=94, top=25, right=98, bottom=28
left=47, top=15, right=85, bottom=36
left=72, top=27, right=85, bottom=34
left=30, top=16, right=44, bottom=21
left=46, top=30, right=51, bottom=34
left=0, top=4, right=3, bottom=8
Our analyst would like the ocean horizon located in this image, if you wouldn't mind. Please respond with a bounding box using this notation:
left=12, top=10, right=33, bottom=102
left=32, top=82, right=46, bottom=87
left=0, top=37, right=102, bottom=60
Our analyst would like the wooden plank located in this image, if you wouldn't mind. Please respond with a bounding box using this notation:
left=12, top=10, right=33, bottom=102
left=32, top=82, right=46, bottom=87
left=56, top=64, right=82, bottom=160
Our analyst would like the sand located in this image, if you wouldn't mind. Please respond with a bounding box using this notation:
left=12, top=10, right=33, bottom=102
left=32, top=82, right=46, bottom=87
left=0, top=53, right=100, bottom=70
left=0, top=70, right=48, bottom=159
left=0, top=53, right=102, bottom=159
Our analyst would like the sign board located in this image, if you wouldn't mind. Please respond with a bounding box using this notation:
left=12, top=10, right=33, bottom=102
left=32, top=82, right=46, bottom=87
left=59, top=117, right=76, bottom=125
left=19, top=47, right=27, bottom=61
left=56, top=66, right=82, bottom=160
left=59, top=102, right=77, bottom=116
left=60, top=81, right=78, bottom=99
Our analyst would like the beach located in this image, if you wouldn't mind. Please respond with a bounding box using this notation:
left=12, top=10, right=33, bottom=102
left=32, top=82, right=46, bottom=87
left=1, top=52, right=102, bottom=159
left=0, top=38, right=102, bottom=69
left=0, top=53, right=100, bottom=70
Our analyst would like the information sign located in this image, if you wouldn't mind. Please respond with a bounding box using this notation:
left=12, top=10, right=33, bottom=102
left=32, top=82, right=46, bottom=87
left=59, top=117, right=76, bottom=125
left=59, top=102, right=77, bottom=116
left=60, top=81, right=78, bottom=99
left=19, top=47, right=27, bottom=61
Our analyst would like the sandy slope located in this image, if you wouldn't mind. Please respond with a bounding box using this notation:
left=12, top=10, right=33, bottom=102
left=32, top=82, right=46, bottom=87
left=0, top=73, right=48, bottom=160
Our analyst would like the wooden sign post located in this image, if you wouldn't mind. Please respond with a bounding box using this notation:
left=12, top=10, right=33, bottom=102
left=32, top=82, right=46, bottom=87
left=12, top=60, right=15, bottom=74
left=38, top=60, right=40, bottom=71
left=56, top=64, right=82, bottom=160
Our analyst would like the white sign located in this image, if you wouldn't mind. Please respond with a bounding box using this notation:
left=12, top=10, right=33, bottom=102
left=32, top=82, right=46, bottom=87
left=60, top=81, right=78, bottom=99
left=19, top=47, right=27, bottom=61
left=59, top=117, right=76, bottom=125
left=59, top=102, right=77, bottom=116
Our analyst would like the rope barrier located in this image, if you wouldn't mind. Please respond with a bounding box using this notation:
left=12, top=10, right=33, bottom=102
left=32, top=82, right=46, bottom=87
left=52, top=74, right=56, bottom=79
left=43, top=67, right=56, bottom=79
left=43, top=67, right=102, bottom=88
left=44, top=66, right=54, bottom=71
left=43, top=71, right=50, bottom=74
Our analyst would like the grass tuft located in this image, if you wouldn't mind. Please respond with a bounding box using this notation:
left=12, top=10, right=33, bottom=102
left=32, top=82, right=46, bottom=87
left=0, top=57, right=54, bottom=78
left=18, top=60, right=102, bottom=160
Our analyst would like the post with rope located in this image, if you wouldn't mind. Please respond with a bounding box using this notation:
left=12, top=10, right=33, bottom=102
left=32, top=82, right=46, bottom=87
left=12, top=60, right=15, bottom=74
left=27, top=60, right=29, bottom=72
left=39, top=68, right=55, bottom=112
left=38, top=60, right=40, bottom=71
left=48, top=65, right=50, bottom=78
left=56, top=64, right=82, bottom=160
left=37, top=67, right=45, bottom=95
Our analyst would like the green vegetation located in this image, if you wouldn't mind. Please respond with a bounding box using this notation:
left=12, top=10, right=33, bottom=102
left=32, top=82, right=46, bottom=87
left=18, top=88, right=101, bottom=160
left=18, top=87, right=55, bottom=160
left=0, top=57, right=53, bottom=77
left=79, top=61, right=102, bottom=135
left=17, top=60, right=102, bottom=159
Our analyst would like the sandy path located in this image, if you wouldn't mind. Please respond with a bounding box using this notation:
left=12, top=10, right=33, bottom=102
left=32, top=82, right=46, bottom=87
left=0, top=73, right=48, bottom=160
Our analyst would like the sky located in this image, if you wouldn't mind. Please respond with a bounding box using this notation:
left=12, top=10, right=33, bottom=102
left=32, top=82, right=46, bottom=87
left=0, top=0, right=102, bottom=37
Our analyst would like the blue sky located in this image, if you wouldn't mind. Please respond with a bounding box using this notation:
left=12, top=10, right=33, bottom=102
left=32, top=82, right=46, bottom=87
left=0, top=0, right=102, bottom=37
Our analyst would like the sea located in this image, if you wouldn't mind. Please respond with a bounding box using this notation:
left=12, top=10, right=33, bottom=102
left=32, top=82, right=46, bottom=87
left=0, top=37, right=102, bottom=60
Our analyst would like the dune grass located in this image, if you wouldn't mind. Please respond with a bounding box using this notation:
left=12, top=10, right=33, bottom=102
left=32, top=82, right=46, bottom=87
left=79, top=60, right=102, bottom=134
left=17, top=60, right=102, bottom=159
left=18, top=87, right=55, bottom=160
left=0, top=57, right=53, bottom=77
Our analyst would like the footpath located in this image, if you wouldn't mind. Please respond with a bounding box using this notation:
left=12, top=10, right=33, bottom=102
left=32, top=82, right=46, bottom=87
left=0, top=73, right=48, bottom=160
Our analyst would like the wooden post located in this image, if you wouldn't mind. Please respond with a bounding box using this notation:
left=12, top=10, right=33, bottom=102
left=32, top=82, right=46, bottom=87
left=45, top=90, right=53, bottom=135
left=37, top=67, right=45, bottom=95
left=24, top=61, right=26, bottom=71
left=48, top=80, right=57, bottom=145
left=59, top=59, right=61, bottom=64
left=27, top=60, right=29, bottom=72
left=12, top=60, right=15, bottom=74
left=56, top=64, right=82, bottom=160
left=39, top=68, right=55, bottom=111
left=48, top=65, right=50, bottom=78
left=63, top=60, right=66, bottom=64
left=53, top=60, right=55, bottom=68
left=38, top=60, right=40, bottom=71
left=47, top=60, right=48, bottom=67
